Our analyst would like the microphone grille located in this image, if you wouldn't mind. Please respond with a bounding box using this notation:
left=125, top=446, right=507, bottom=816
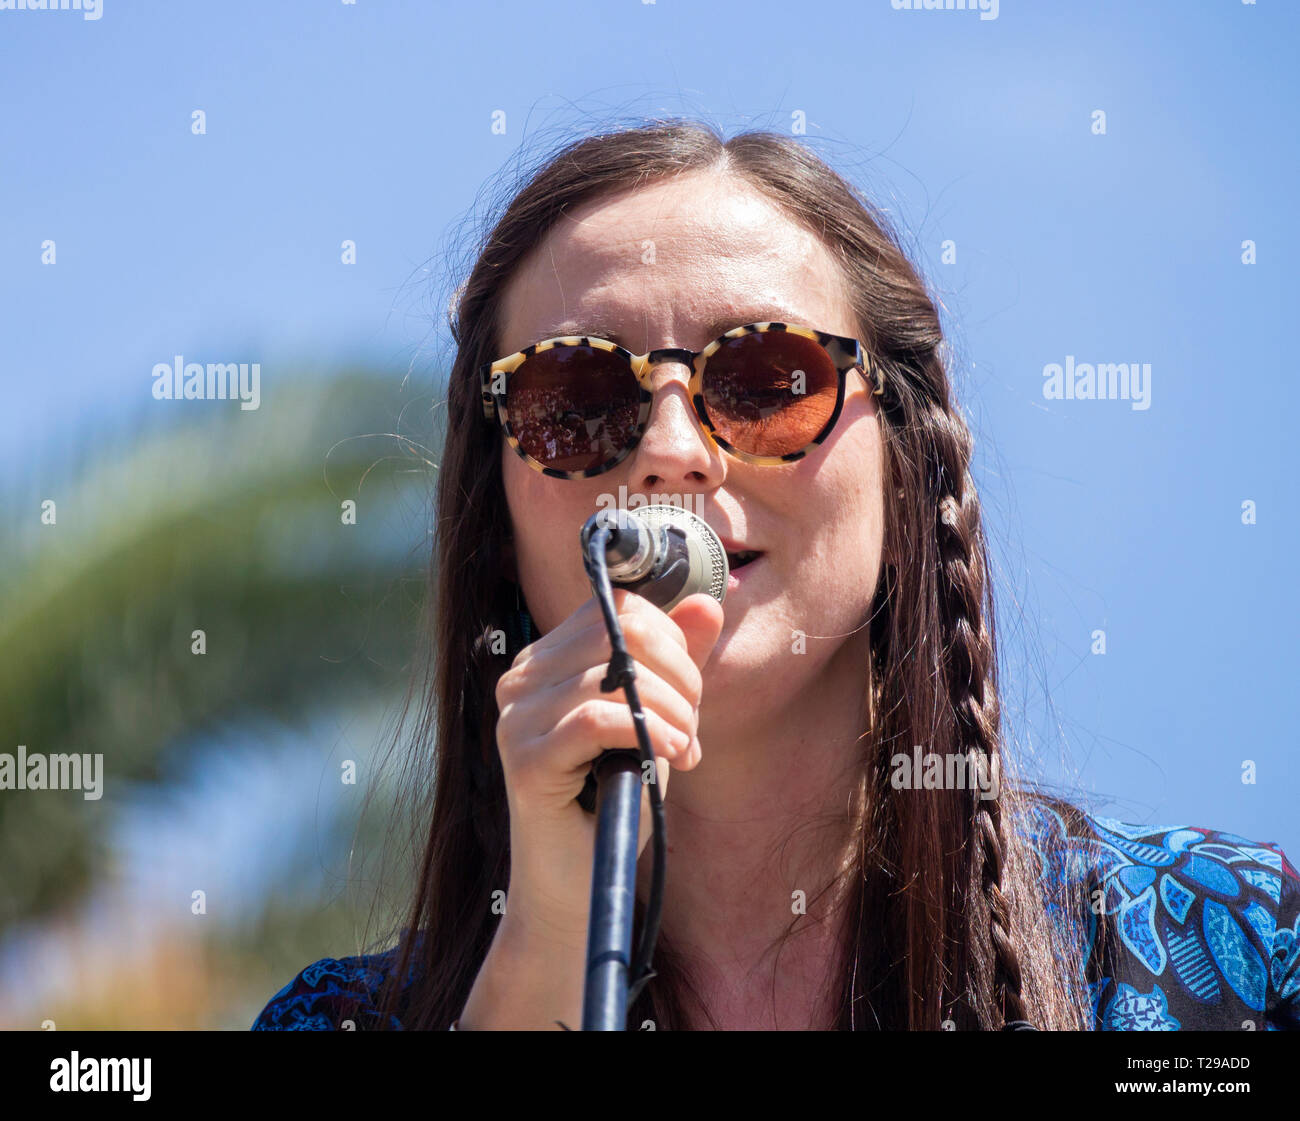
left=635, top=505, right=728, bottom=605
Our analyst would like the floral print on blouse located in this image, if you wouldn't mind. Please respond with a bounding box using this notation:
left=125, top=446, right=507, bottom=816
left=252, top=804, right=1300, bottom=1031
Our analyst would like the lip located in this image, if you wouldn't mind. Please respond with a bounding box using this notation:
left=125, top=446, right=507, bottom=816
left=717, top=538, right=764, bottom=592
left=717, top=536, right=758, bottom=555
left=725, top=552, right=762, bottom=593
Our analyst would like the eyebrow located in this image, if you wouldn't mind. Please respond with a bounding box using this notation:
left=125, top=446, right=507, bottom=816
left=533, top=313, right=812, bottom=350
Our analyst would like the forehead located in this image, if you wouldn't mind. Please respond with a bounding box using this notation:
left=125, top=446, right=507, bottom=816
left=498, top=170, right=855, bottom=355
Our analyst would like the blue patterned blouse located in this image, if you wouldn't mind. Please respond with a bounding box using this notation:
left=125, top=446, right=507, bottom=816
left=252, top=804, right=1300, bottom=1031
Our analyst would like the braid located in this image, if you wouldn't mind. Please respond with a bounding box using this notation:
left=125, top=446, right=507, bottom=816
left=928, top=400, right=1028, bottom=1027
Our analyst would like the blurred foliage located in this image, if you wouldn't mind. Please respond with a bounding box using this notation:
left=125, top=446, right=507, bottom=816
left=0, top=370, right=445, bottom=933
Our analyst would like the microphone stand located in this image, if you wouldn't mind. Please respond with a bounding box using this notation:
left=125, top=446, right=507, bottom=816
left=580, top=749, right=644, bottom=1029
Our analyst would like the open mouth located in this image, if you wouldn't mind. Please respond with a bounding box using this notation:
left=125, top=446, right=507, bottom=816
left=726, top=550, right=761, bottom=571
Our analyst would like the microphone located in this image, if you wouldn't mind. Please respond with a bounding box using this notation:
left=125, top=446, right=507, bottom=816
left=578, top=505, right=728, bottom=612
left=575, top=504, right=727, bottom=1030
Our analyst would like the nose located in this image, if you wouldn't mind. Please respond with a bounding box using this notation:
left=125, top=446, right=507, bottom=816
left=628, top=358, right=724, bottom=492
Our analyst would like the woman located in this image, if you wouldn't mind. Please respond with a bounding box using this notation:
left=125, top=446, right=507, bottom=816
left=253, top=121, right=1299, bottom=1031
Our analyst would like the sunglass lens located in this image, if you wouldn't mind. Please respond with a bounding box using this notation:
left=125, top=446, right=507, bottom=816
left=507, top=345, right=641, bottom=473
left=702, top=331, right=839, bottom=458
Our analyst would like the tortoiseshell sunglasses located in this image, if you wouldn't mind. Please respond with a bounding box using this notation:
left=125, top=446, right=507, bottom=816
left=479, top=321, right=885, bottom=479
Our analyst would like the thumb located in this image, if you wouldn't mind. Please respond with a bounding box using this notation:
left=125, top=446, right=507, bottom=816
left=666, top=593, right=725, bottom=672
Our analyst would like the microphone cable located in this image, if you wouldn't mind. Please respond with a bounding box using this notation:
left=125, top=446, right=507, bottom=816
left=576, top=522, right=667, bottom=1019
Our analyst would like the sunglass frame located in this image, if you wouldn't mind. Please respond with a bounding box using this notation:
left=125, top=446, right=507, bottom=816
left=479, top=321, right=885, bottom=479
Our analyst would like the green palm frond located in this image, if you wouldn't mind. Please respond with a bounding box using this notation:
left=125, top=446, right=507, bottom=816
left=0, top=370, right=445, bottom=928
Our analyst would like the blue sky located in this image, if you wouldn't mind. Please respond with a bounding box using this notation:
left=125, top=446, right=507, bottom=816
left=1, top=0, right=1296, bottom=880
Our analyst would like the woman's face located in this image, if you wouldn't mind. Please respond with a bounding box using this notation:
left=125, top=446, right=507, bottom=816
left=498, top=169, right=886, bottom=711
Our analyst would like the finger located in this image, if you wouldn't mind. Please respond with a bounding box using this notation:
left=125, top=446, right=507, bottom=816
left=666, top=593, right=725, bottom=672
left=530, top=662, right=698, bottom=744
left=545, top=590, right=689, bottom=659
left=510, top=699, right=691, bottom=786
left=510, top=604, right=703, bottom=708
left=519, top=590, right=688, bottom=662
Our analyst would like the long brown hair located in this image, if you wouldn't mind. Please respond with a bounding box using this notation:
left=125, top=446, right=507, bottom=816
left=374, top=119, right=1099, bottom=1030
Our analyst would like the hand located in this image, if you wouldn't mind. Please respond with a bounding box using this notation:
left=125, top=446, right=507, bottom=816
left=493, top=589, right=724, bottom=944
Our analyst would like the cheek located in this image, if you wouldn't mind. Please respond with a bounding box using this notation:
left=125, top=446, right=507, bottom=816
left=820, top=432, right=885, bottom=573
left=764, top=414, right=885, bottom=611
left=502, top=452, right=597, bottom=634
